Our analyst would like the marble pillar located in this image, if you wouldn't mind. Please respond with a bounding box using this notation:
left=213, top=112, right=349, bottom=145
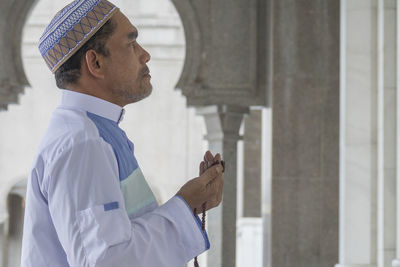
left=270, top=0, right=340, bottom=266
left=243, top=109, right=262, bottom=218
left=394, top=1, right=400, bottom=266
left=336, top=0, right=378, bottom=266
left=237, top=108, right=263, bottom=266
left=262, top=108, right=272, bottom=267
left=377, top=0, right=397, bottom=267
left=197, top=105, right=248, bottom=267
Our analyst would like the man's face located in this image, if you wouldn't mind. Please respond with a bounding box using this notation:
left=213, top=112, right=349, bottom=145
left=103, top=11, right=152, bottom=106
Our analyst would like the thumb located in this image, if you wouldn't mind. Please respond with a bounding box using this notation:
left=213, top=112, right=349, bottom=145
left=200, top=164, right=222, bottom=184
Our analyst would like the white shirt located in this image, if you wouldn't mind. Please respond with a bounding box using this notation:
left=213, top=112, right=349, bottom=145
left=21, top=90, right=210, bottom=267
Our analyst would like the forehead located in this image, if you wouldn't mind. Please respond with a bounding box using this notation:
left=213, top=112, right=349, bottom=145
left=111, top=11, right=137, bottom=38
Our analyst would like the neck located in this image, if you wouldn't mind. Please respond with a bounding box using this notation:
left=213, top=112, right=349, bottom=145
left=65, top=82, right=125, bottom=107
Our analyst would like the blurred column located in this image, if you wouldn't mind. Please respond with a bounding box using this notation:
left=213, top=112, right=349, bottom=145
left=393, top=1, right=400, bottom=266
left=376, top=0, right=397, bottom=267
left=197, top=105, right=248, bottom=267
left=5, top=194, right=24, bottom=267
left=236, top=108, right=263, bottom=267
left=270, top=0, right=340, bottom=266
left=242, top=109, right=262, bottom=218
left=336, top=0, right=378, bottom=266
left=261, top=108, right=272, bottom=267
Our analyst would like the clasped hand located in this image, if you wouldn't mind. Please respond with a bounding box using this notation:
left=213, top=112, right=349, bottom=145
left=175, top=151, right=224, bottom=215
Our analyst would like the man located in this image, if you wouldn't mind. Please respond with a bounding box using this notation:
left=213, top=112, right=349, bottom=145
left=21, top=0, right=224, bottom=266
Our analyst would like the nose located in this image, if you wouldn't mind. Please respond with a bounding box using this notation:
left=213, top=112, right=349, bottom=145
left=140, top=44, right=151, bottom=63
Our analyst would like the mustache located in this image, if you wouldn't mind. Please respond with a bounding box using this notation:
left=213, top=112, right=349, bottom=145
left=141, top=66, right=150, bottom=75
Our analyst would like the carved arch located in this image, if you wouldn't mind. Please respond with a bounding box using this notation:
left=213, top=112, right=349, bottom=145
left=0, top=0, right=37, bottom=110
left=168, top=0, right=202, bottom=92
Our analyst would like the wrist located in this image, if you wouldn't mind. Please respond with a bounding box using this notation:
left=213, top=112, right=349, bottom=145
left=175, top=193, right=194, bottom=211
left=175, top=195, right=198, bottom=212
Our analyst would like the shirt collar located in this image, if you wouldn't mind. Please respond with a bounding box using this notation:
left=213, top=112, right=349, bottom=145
left=59, top=89, right=125, bottom=123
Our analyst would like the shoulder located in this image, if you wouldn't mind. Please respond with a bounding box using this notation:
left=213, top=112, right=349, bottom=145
left=31, top=108, right=119, bottom=196
left=37, top=108, right=110, bottom=164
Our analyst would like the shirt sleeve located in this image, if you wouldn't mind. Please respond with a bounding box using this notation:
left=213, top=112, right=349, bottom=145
left=45, top=137, right=209, bottom=267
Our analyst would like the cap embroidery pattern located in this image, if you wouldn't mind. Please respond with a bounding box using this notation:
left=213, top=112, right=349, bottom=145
left=38, top=0, right=118, bottom=73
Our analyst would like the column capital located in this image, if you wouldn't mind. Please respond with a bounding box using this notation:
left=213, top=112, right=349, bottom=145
left=196, top=105, right=249, bottom=143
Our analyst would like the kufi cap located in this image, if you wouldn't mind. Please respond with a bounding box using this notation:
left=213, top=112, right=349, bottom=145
left=39, top=0, right=118, bottom=73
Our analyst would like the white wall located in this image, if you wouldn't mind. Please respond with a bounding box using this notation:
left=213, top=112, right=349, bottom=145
left=337, top=0, right=399, bottom=266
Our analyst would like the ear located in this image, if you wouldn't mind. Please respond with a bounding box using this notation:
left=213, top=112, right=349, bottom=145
left=84, top=50, right=105, bottom=79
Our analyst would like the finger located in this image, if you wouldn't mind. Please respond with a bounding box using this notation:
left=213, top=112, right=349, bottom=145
left=214, top=153, right=222, bottom=163
left=205, top=150, right=214, bottom=165
left=204, top=158, right=210, bottom=169
left=203, top=151, right=210, bottom=162
left=200, top=165, right=223, bottom=185
left=200, top=161, right=206, bottom=175
left=207, top=177, right=223, bottom=209
left=203, top=154, right=209, bottom=169
left=205, top=150, right=214, bottom=160
left=205, top=159, right=211, bottom=169
left=206, top=174, right=223, bottom=202
left=211, top=174, right=223, bottom=194
left=199, top=161, right=205, bottom=175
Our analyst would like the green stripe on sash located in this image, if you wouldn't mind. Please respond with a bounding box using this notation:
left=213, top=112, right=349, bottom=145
left=120, top=167, right=157, bottom=216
